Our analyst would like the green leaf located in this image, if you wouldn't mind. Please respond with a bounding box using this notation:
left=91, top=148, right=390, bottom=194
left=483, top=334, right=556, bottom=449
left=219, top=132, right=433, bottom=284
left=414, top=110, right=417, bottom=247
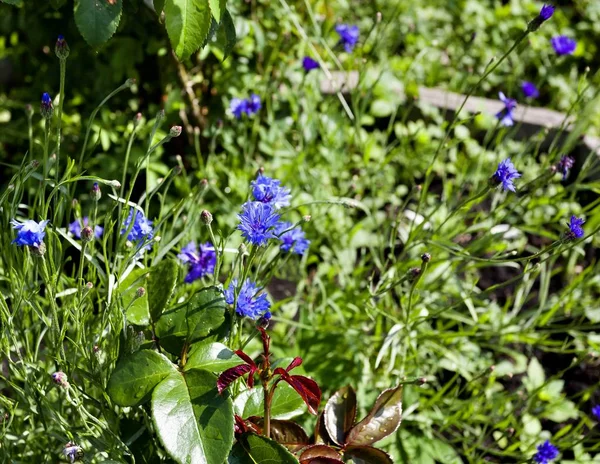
left=184, top=342, right=243, bottom=373
left=165, top=0, right=212, bottom=60
left=0, top=0, right=22, bottom=5
left=107, top=350, right=176, bottom=407
left=152, top=369, right=234, bottom=464
left=208, top=0, right=225, bottom=22
left=217, top=10, right=236, bottom=59
left=526, top=357, right=545, bottom=391
left=346, top=386, right=402, bottom=447
left=154, top=0, right=165, bottom=14
left=234, top=384, right=305, bottom=420
left=155, top=287, right=227, bottom=355
left=324, top=385, right=357, bottom=446
left=74, top=0, right=122, bottom=46
left=118, top=268, right=150, bottom=326
left=147, top=259, right=179, bottom=322
left=228, top=433, right=298, bottom=464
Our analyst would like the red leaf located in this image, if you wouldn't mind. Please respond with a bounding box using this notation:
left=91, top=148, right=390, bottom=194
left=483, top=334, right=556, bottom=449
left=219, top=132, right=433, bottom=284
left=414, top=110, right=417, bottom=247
left=286, top=356, right=303, bottom=372
left=217, top=363, right=254, bottom=394
left=234, top=350, right=257, bottom=367
left=284, top=375, right=321, bottom=415
left=273, top=367, right=288, bottom=377
left=299, top=444, right=342, bottom=463
left=344, top=446, right=393, bottom=464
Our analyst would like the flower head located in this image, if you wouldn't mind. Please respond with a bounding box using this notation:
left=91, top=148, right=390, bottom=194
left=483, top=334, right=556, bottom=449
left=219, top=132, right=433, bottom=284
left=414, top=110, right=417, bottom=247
left=121, top=208, right=154, bottom=247
left=521, top=81, right=540, bottom=99
left=251, top=174, right=291, bottom=209
left=51, top=371, right=69, bottom=388
left=247, top=94, right=262, bottom=114
left=237, top=202, right=281, bottom=246
left=302, top=56, right=320, bottom=72
left=540, top=4, right=555, bottom=21
left=275, top=222, right=310, bottom=255
left=40, top=93, right=53, bottom=119
left=11, top=219, right=49, bottom=247
left=178, top=241, right=216, bottom=283
left=224, top=278, right=271, bottom=320
left=565, top=215, right=585, bottom=241
left=592, top=405, right=600, bottom=421
left=533, top=440, right=559, bottom=464
left=556, top=155, right=574, bottom=180
left=551, top=36, right=576, bottom=55
left=62, top=442, right=83, bottom=463
left=496, top=92, right=517, bottom=126
left=336, top=24, right=360, bottom=52
left=230, top=98, right=248, bottom=119
left=69, top=217, right=103, bottom=240
left=492, top=158, right=521, bottom=192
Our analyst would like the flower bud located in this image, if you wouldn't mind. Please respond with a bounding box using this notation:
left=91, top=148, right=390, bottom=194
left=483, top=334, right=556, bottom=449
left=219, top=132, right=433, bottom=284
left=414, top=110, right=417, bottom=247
left=136, top=287, right=146, bottom=298
left=25, top=104, right=33, bottom=118
left=85, top=282, right=94, bottom=290
left=302, top=215, right=311, bottom=223
left=55, top=35, right=70, bottom=60
left=134, top=112, right=143, bottom=127
left=30, top=242, right=46, bottom=257
left=81, top=226, right=94, bottom=243
left=108, top=180, right=121, bottom=189
left=421, top=253, right=431, bottom=263
left=51, top=371, right=69, bottom=388
left=30, top=159, right=40, bottom=169
left=201, top=210, right=213, bottom=225
left=169, top=126, right=182, bottom=138
left=125, top=78, right=136, bottom=88
left=408, top=267, right=421, bottom=282
left=62, top=441, right=83, bottom=463
left=91, top=182, right=102, bottom=201
left=40, top=93, right=53, bottom=120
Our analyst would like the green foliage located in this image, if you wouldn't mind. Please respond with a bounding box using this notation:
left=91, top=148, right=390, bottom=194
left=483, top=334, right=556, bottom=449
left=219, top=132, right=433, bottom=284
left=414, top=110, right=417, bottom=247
left=74, top=0, right=123, bottom=46
left=229, top=433, right=299, bottom=464
left=164, top=0, right=212, bottom=60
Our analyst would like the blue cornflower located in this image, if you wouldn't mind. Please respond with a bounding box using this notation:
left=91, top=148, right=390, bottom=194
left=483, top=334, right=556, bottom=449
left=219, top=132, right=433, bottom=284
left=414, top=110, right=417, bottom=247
left=69, top=217, right=103, bottom=240
left=592, top=405, right=600, bottom=421
left=492, top=158, right=521, bottom=192
left=251, top=174, right=291, bottom=209
left=40, top=93, right=53, bottom=119
left=230, top=98, right=248, bottom=119
left=247, top=94, right=261, bottom=115
left=539, top=4, right=555, bottom=21
left=224, top=278, right=271, bottom=320
left=275, top=222, right=310, bottom=255
left=121, top=208, right=154, bottom=247
left=521, top=81, right=540, bottom=99
left=11, top=219, right=49, bottom=247
left=556, top=155, right=574, bottom=180
left=335, top=24, right=360, bottom=52
left=551, top=36, right=576, bottom=55
left=533, top=440, right=558, bottom=464
left=237, top=201, right=281, bottom=246
left=565, top=215, right=585, bottom=240
left=302, top=56, right=320, bottom=72
left=496, top=92, right=517, bottom=127
left=178, top=241, right=216, bottom=283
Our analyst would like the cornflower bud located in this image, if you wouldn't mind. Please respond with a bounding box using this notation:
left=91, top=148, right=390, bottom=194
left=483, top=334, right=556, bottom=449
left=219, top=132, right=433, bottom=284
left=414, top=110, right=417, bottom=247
left=91, top=182, right=101, bottom=201
left=40, top=93, right=53, bottom=120
left=55, top=35, right=70, bottom=60
left=421, top=253, right=431, bottom=263
left=136, top=287, right=146, bottom=298
left=81, top=226, right=94, bottom=243
left=25, top=104, right=33, bottom=118
left=201, top=210, right=213, bottom=225
left=107, top=180, right=121, bottom=189
left=51, top=371, right=69, bottom=388
left=408, top=267, right=421, bottom=282
left=30, top=242, right=46, bottom=257
left=169, top=126, right=182, bottom=138
left=62, top=441, right=83, bottom=463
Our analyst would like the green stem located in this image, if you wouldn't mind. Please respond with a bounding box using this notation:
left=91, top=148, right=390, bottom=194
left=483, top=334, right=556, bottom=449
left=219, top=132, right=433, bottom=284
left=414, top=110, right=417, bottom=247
left=55, top=59, right=66, bottom=188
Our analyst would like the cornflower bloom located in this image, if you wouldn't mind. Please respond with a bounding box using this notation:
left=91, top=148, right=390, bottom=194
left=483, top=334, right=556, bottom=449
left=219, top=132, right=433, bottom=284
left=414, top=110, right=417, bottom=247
left=275, top=222, right=310, bottom=255
left=302, top=56, right=320, bottom=72
left=492, top=158, right=521, bottom=192
left=521, top=81, right=540, bottom=99
left=335, top=24, right=359, bottom=52
left=11, top=219, right=49, bottom=247
left=551, top=36, right=576, bottom=55
left=251, top=174, right=291, bottom=209
left=178, top=241, right=216, bottom=283
left=224, top=279, right=271, bottom=320
left=496, top=92, right=517, bottom=126
left=533, top=441, right=558, bottom=464
left=237, top=201, right=280, bottom=246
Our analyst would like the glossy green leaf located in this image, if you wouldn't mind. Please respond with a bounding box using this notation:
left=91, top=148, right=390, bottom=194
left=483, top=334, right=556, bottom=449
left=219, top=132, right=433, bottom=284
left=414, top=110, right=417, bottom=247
left=324, top=385, right=357, bottom=446
left=107, top=350, right=176, bottom=407
left=155, top=287, right=227, bottom=355
left=234, top=383, right=305, bottom=420
left=346, top=386, right=402, bottom=446
left=164, top=0, right=212, bottom=60
left=118, top=268, right=150, bottom=326
left=208, top=0, right=225, bottom=22
left=228, top=433, right=298, bottom=464
left=74, top=0, right=122, bottom=46
left=147, top=258, right=179, bottom=322
left=184, top=342, right=243, bottom=372
left=345, top=446, right=393, bottom=464
left=152, top=369, right=234, bottom=464
left=217, top=10, right=236, bottom=59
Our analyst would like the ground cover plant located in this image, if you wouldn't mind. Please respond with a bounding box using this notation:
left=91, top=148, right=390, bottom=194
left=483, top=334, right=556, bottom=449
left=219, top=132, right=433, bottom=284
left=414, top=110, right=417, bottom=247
left=1, top=0, right=600, bottom=463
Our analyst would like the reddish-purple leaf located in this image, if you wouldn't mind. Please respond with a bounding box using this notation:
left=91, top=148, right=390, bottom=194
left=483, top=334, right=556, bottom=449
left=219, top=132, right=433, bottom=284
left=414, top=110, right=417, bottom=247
left=217, top=363, right=254, bottom=394
left=346, top=386, right=402, bottom=447
left=234, top=350, right=257, bottom=367
left=284, top=375, right=321, bottom=415
left=324, top=385, right=357, bottom=446
left=299, top=444, right=342, bottom=463
left=344, top=446, right=393, bottom=464
left=301, top=458, right=345, bottom=464
left=314, top=411, right=335, bottom=446
left=258, top=419, right=309, bottom=452
left=286, top=356, right=303, bottom=372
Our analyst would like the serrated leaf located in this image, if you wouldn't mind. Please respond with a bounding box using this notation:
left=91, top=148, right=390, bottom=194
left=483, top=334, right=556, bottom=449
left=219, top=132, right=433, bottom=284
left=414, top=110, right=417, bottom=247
left=165, top=0, right=212, bottom=60
left=147, top=259, right=179, bottom=322
left=324, top=385, right=357, bottom=446
left=152, top=369, right=234, bottom=464
left=217, top=10, right=236, bottom=59
left=228, top=433, right=298, bottom=464
left=346, top=386, right=402, bottom=447
left=208, top=0, right=225, bottom=22
left=184, top=342, right=243, bottom=373
left=118, top=267, right=150, bottom=326
left=155, top=287, right=227, bottom=355
left=234, top=384, right=305, bottom=420
left=74, top=0, right=122, bottom=46
left=107, top=350, right=176, bottom=407
left=344, top=446, right=393, bottom=464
